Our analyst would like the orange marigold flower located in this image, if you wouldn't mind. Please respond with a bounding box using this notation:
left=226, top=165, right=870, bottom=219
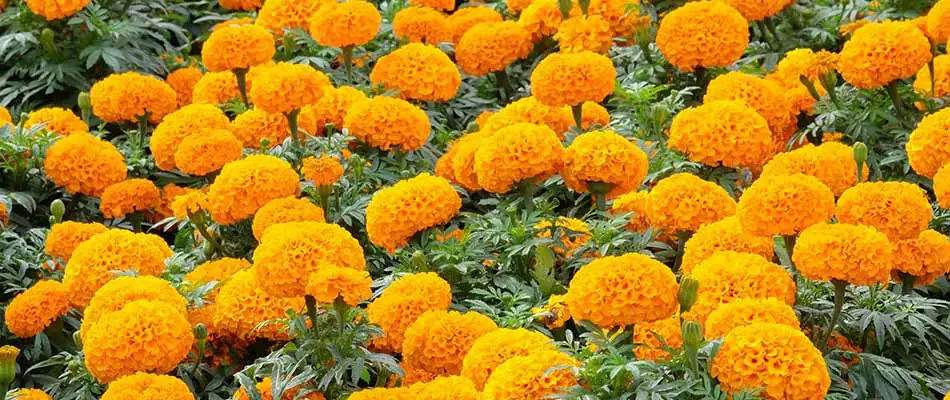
left=366, top=272, right=452, bottom=353
left=531, top=293, right=570, bottom=329
left=482, top=350, right=579, bottom=400
left=555, top=15, right=613, bottom=54
left=344, top=96, right=431, bottom=151
left=716, top=0, right=790, bottom=21
left=206, top=155, right=300, bottom=225
left=0, top=106, right=12, bottom=126
left=256, top=0, right=328, bottom=34
left=230, top=108, right=290, bottom=148
left=835, top=182, right=932, bottom=242
left=392, top=7, right=450, bottom=45
left=349, top=388, right=412, bottom=400
left=174, top=129, right=243, bottom=176
left=25, top=0, right=88, bottom=20
left=684, top=251, right=796, bottom=324
left=610, top=190, right=650, bottom=232
left=680, top=216, right=774, bottom=274
left=668, top=100, right=773, bottom=169
left=202, top=24, right=275, bottom=72
left=44, top=221, right=108, bottom=261
left=24, top=107, right=87, bottom=136
left=63, top=230, right=169, bottom=308
left=518, top=0, right=580, bottom=41
left=191, top=71, right=241, bottom=105
left=644, top=173, right=736, bottom=234
left=233, top=377, right=326, bottom=400
left=892, top=229, right=950, bottom=285
left=588, top=0, right=646, bottom=38
left=306, top=264, right=372, bottom=306
left=768, top=49, right=839, bottom=114
left=99, top=179, right=162, bottom=219
left=457, top=21, right=533, bottom=76
left=408, top=376, right=479, bottom=400
left=301, top=156, right=344, bottom=187
left=581, top=101, right=610, bottom=129
left=936, top=163, right=950, bottom=208
left=89, top=72, right=177, bottom=124
left=760, top=142, right=867, bottom=197
left=213, top=269, right=305, bottom=341
left=150, top=103, right=231, bottom=171
left=530, top=51, right=615, bottom=107
left=632, top=313, right=682, bottom=361
left=410, top=0, right=454, bottom=11
left=44, top=132, right=126, bottom=196
left=793, top=222, right=893, bottom=285
left=506, top=0, right=533, bottom=13
left=449, top=131, right=491, bottom=191
left=185, top=257, right=250, bottom=287
left=907, top=107, right=950, bottom=178
left=219, top=0, right=261, bottom=10
left=171, top=191, right=208, bottom=220
left=838, top=21, right=931, bottom=89
left=928, top=0, right=950, bottom=43
left=566, top=253, right=678, bottom=327
left=704, top=72, right=796, bottom=150
left=656, top=1, right=749, bottom=72
left=79, top=276, right=187, bottom=344
left=461, top=328, right=554, bottom=390
left=736, top=173, right=835, bottom=236
left=309, top=0, right=380, bottom=48
left=7, top=389, right=53, bottom=400
left=402, top=310, right=498, bottom=375
left=535, top=217, right=591, bottom=256
left=4, top=280, right=69, bottom=338
left=704, top=297, right=799, bottom=338
left=712, top=323, right=830, bottom=400
left=915, top=54, right=950, bottom=99
left=561, top=130, right=648, bottom=198
left=370, top=43, right=461, bottom=102
left=165, top=67, right=203, bottom=108
left=250, top=62, right=331, bottom=114
left=100, top=373, right=194, bottom=400
left=366, top=173, right=462, bottom=252
left=298, top=86, right=367, bottom=135
left=447, top=6, right=503, bottom=43
left=480, top=96, right=573, bottom=136
left=473, top=123, right=563, bottom=193
left=251, top=196, right=326, bottom=240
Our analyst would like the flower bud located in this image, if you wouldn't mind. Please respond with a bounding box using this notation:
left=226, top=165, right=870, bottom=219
left=50, top=199, right=65, bottom=223
left=678, top=276, right=699, bottom=313
left=411, top=250, right=428, bottom=272
left=193, top=323, right=208, bottom=341
left=77, top=92, right=91, bottom=111
left=557, top=0, right=572, bottom=18
left=73, top=331, right=83, bottom=349
left=853, top=142, right=868, bottom=167
left=682, top=320, right=703, bottom=348
left=0, top=346, right=19, bottom=386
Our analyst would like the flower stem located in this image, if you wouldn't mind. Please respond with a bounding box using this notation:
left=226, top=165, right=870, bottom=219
left=136, top=114, right=149, bottom=153
left=571, top=103, right=583, bottom=132
left=305, top=295, right=320, bottom=333
left=234, top=68, right=250, bottom=109
left=495, top=69, right=513, bottom=103
left=885, top=80, right=906, bottom=122
left=342, top=46, right=354, bottom=83
left=318, top=184, right=331, bottom=216
left=333, top=296, right=348, bottom=334
left=673, top=230, right=693, bottom=273
left=765, top=18, right=781, bottom=47
left=286, top=109, right=302, bottom=158
left=587, top=181, right=612, bottom=212
left=190, top=211, right=227, bottom=257
left=517, top=178, right=539, bottom=214
left=821, top=280, right=848, bottom=354
left=899, top=272, right=917, bottom=295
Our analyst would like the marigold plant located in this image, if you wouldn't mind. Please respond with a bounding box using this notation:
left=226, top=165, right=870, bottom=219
left=25, top=0, right=89, bottom=20
left=835, top=182, right=932, bottom=242
left=309, top=0, right=381, bottom=48
left=685, top=251, right=796, bottom=324
left=644, top=172, right=737, bottom=234
left=680, top=216, right=774, bottom=274
left=736, top=173, right=835, bottom=237
left=366, top=272, right=452, bottom=353
left=4, top=280, right=69, bottom=338
left=251, top=196, right=326, bottom=240
left=928, top=0, right=950, bottom=43
left=79, top=276, right=187, bottom=344
left=44, top=132, right=126, bottom=196
left=561, top=130, right=648, bottom=198
left=150, top=104, right=231, bottom=171
left=610, top=190, right=650, bottom=233
left=343, top=96, right=431, bottom=151
left=99, top=179, right=162, bottom=219
left=479, top=96, right=573, bottom=136
left=24, top=107, right=87, bottom=136
left=366, top=173, right=461, bottom=252
left=536, top=217, right=591, bottom=256
left=370, top=43, right=461, bottom=102
left=255, top=0, right=327, bottom=34
left=6, top=389, right=52, bottom=400
left=165, top=67, right=203, bottom=107
left=100, top=373, right=195, bottom=400
left=668, top=100, right=773, bottom=169
left=768, top=48, right=838, bottom=114
left=530, top=51, right=616, bottom=107
left=219, top=0, right=262, bottom=11
left=249, top=62, right=331, bottom=114
left=191, top=71, right=241, bottom=105
left=717, top=0, right=791, bottom=21
left=456, top=21, right=533, bottom=76
left=936, top=164, right=950, bottom=208
left=837, top=21, right=931, bottom=89
left=202, top=24, right=275, bottom=72
left=298, top=86, right=367, bottom=135
left=907, top=107, right=950, bottom=178
left=392, top=7, right=450, bottom=45
left=518, top=0, right=579, bottom=41
left=704, top=71, right=796, bottom=151
left=89, top=72, right=177, bottom=124
left=205, top=154, right=300, bottom=225
left=301, top=156, right=344, bottom=187
left=408, top=376, right=479, bottom=400
left=230, top=108, right=290, bottom=148
left=402, top=310, right=498, bottom=375
left=655, top=1, right=749, bottom=71
left=232, top=377, right=326, bottom=400
left=892, top=229, right=950, bottom=285
left=793, top=222, right=894, bottom=286
left=473, top=123, right=564, bottom=193
left=566, top=253, right=678, bottom=327
left=481, top=350, right=579, bottom=400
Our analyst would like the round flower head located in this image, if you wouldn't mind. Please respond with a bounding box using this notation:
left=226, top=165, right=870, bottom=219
left=447, top=6, right=503, bottom=43
left=174, top=129, right=243, bottom=176
left=916, top=54, right=950, bottom=100
left=409, top=0, right=454, bottom=11
left=24, top=107, right=87, bottom=136
left=668, top=100, right=773, bottom=169
left=535, top=217, right=592, bottom=256
left=99, top=179, right=162, bottom=219
left=402, top=310, right=498, bottom=375
left=793, top=222, right=893, bottom=285
left=90, top=72, right=177, bottom=124
left=44, top=221, right=108, bottom=262
left=456, top=21, right=533, bottom=76
left=473, top=123, right=564, bottom=193
left=480, top=96, right=573, bottom=136
left=366, top=272, right=452, bottom=353
left=566, top=253, right=679, bottom=327
left=936, top=164, right=950, bottom=208
left=907, top=107, right=950, bottom=178
left=63, top=230, right=169, bottom=308
left=581, top=100, right=610, bottom=129
left=588, top=0, right=649, bottom=38
left=0, top=106, right=12, bottom=126
left=713, top=324, right=830, bottom=400
left=212, top=269, right=305, bottom=341
left=530, top=51, right=616, bottom=107
left=685, top=251, right=796, bottom=324
left=704, top=297, right=799, bottom=339
left=230, top=108, right=291, bottom=148
left=681, top=216, right=774, bottom=274
left=554, top=15, right=613, bottom=54
left=506, top=0, right=533, bottom=13
left=298, top=86, right=367, bottom=135
left=171, top=192, right=208, bottom=220
left=761, top=142, right=867, bottom=197
left=928, top=0, right=950, bottom=43
left=249, top=62, right=331, bottom=114
left=768, top=49, right=838, bottom=114
left=25, top=0, right=88, bottom=20
left=202, top=24, right=275, bottom=72
left=80, top=276, right=187, bottom=344
left=518, top=0, right=580, bottom=41
left=7, top=389, right=53, bottom=400
left=449, top=131, right=491, bottom=191
left=482, top=350, right=579, bottom=400
left=736, top=173, right=835, bottom=237
left=205, top=154, right=300, bottom=225
left=393, top=7, right=450, bottom=45
left=185, top=257, right=250, bottom=288
left=232, top=377, right=326, bottom=400
left=461, top=328, right=554, bottom=390
left=301, top=156, right=344, bottom=187
left=309, top=0, right=381, bottom=48
left=835, top=182, right=932, bottom=242
left=561, top=130, right=649, bottom=198
left=255, top=221, right=365, bottom=298
left=716, top=0, right=790, bottom=21
left=344, top=96, right=431, bottom=151
left=656, top=1, right=749, bottom=72
left=409, top=376, right=479, bottom=400
left=44, top=132, right=126, bottom=196
left=644, top=173, right=737, bottom=234
left=370, top=43, right=461, bottom=102
left=366, top=173, right=462, bottom=252
left=306, top=264, right=372, bottom=306
left=4, top=280, right=69, bottom=338
left=219, top=0, right=262, bottom=10
left=191, top=71, right=241, bottom=105
left=892, top=229, right=950, bottom=285
left=252, top=196, right=326, bottom=240
left=255, top=0, right=327, bottom=34
left=349, top=388, right=412, bottom=400
left=704, top=72, right=795, bottom=148
left=165, top=67, right=203, bottom=107
left=150, top=104, right=231, bottom=171
left=100, top=373, right=194, bottom=400
left=838, top=21, right=931, bottom=89
left=632, top=314, right=682, bottom=361
left=610, top=190, right=650, bottom=233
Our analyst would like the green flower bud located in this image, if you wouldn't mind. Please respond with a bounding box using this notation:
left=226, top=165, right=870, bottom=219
left=678, top=276, right=699, bottom=313
left=853, top=142, right=868, bottom=167
left=682, top=320, right=703, bottom=348
left=50, top=199, right=65, bottom=223
left=73, top=331, right=83, bottom=349
left=411, top=250, right=428, bottom=272
left=0, top=346, right=19, bottom=386
left=193, top=323, right=208, bottom=341
left=77, top=92, right=91, bottom=111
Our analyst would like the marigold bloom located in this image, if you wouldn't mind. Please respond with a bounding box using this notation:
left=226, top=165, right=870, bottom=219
left=202, top=24, right=274, bottom=73
left=449, top=131, right=491, bottom=191
left=835, top=182, right=931, bottom=242
left=344, top=96, right=431, bottom=151
left=252, top=196, right=325, bottom=240
left=206, top=155, right=300, bottom=225
left=165, top=67, right=203, bottom=108
left=915, top=54, right=950, bottom=99
left=907, top=108, right=950, bottom=178
left=685, top=251, right=796, bottom=324
left=297, top=86, right=367, bottom=135
left=704, top=72, right=795, bottom=149
left=366, top=173, right=461, bottom=252
left=681, top=216, right=774, bottom=274
left=408, top=376, right=479, bottom=400
left=7, top=389, right=53, bottom=400
left=250, top=63, right=331, bottom=114
left=656, top=1, right=749, bottom=72
left=588, top=0, right=647, bottom=38
left=704, top=297, right=799, bottom=339
left=793, top=223, right=893, bottom=285
left=230, top=108, right=290, bottom=148
left=716, top=0, right=790, bottom=21
left=892, top=229, right=950, bottom=285
left=150, top=104, right=231, bottom=171
left=736, top=173, right=835, bottom=237
left=561, top=130, right=648, bottom=198
left=90, top=72, right=177, bottom=124
left=0, top=106, right=11, bottom=126
left=610, top=190, right=650, bottom=233
left=310, top=0, right=380, bottom=48
left=456, top=21, right=533, bottom=76
left=306, top=264, right=372, bottom=306
left=768, top=48, right=838, bottom=114
left=4, top=280, right=69, bottom=338
left=80, top=276, right=187, bottom=343
left=255, top=0, right=327, bottom=34
left=174, top=129, right=243, bottom=176
left=44, top=221, right=108, bottom=261
left=349, top=388, right=412, bottom=400
left=668, top=100, right=772, bottom=169
left=233, top=377, right=326, bottom=400
left=44, top=132, right=126, bottom=196
left=98, top=179, right=162, bottom=219
left=506, top=0, right=532, bottom=13
left=928, top=0, right=950, bottom=43
left=566, top=253, right=678, bottom=327
left=838, top=21, right=931, bottom=89
left=24, top=107, right=87, bottom=136
left=555, top=15, right=613, bottom=54
left=482, top=350, right=579, bottom=400
left=219, top=0, right=261, bottom=10
left=461, top=328, right=554, bottom=390
left=402, top=310, right=498, bottom=375
left=25, top=0, right=88, bottom=20
left=171, top=192, right=208, bottom=220
left=535, top=217, right=591, bottom=256
left=367, top=272, right=452, bottom=353
left=301, top=156, right=343, bottom=187
left=480, top=96, right=573, bottom=136
left=760, top=142, right=866, bottom=197
left=644, top=173, right=736, bottom=234
left=446, top=6, right=503, bottom=43
left=370, top=43, right=460, bottom=102
left=213, top=270, right=305, bottom=341
left=473, top=123, right=563, bottom=193
left=409, top=0, right=454, bottom=10
left=936, top=164, right=950, bottom=208
left=530, top=51, right=615, bottom=107
left=581, top=101, right=610, bottom=128
left=519, top=0, right=579, bottom=41
left=63, top=230, right=169, bottom=308
left=393, top=7, right=450, bottom=45
left=632, top=313, right=682, bottom=361
left=185, top=257, right=250, bottom=287
left=100, top=373, right=194, bottom=400
left=191, top=71, right=241, bottom=105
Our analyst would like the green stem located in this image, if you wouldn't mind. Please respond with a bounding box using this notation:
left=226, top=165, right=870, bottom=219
left=782, top=234, right=797, bottom=267
left=136, top=114, right=149, bottom=153
left=495, top=69, right=514, bottom=103
left=190, top=212, right=227, bottom=257
left=342, top=46, right=354, bottom=83
left=885, top=81, right=906, bottom=122
left=305, top=295, right=320, bottom=333
left=899, top=272, right=917, bottom=295
left=755, top=21, right=774, bottom=49
left=318, top=185, right=331, bottom=216
left=333, top=296, right=348, bottom=334
left=765, top=18, right=781, bottom=47
left=128, top=211, right=144, bottom=232
left=637, top=38, right=654, bottom=64
left=286, top=109, right=302, bottom=156
left=821, top=280, right=848, bottom=354
left=673, top=230, right=693, bottom=273
left=191, top=338, right=206, bottom=376
left=571, top=103, right=583, bottom=132
left=929, top=57, right=936, bottom=96
left=234, top=68, right=250, bottom=109
left=517, top=178, right=539, bottom=214
left=587, top=181, right=612, bottom=212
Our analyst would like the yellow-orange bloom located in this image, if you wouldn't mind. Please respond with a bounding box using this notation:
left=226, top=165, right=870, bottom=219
left=681, top=216, right=774, bottom=274
left=0, top=106, right=12, bottom=126
left=518, top=0, right=579, bottom=41
left=174, top=129, right=243, bottom=176
left=230, top=108, right=290, bottom=148
left=704, top=71, right=796, bottom=151
left=25, top=0, right=88, bottom=20
left=835, top=182, right=932, bottom=242
left=410, top=0, right=454, bottom=10
left=838, top=21, right=931, bottom=89
left=44, top=132, right=126, bottom=196
left=506, top=0, right=533, bottom=13
left=63, top=230, right=169, bottom=308
left=165, top=67, right=203, bottom=108
left=249, top=62, right=331, bottom=114
left=4, top=280, right=69, bottom=338
left=480, top=96, right=573, bottom=136
left=936, top=164, right=950, bottom=209
left=79, top=275, right=187, bottom=344
left=704, top=297, right=799, bottom=338
left=473, top=123, right=563, bottom=193
left=588, top=0, right=648, bottom=38
left=99, top=179, right=162, bottom=219
left=171, top=191, right=208, bottom=220
left=535, top=217, right=591, bottom=256
left=366, top=173, right=461, bottom=252
left=219, top=0, right=261, bottom=10
left=24, top=107, right=87, bottom=136
left=760, top=142, right=867, bottom=196
left=530, top=51, right=616, bottom=107
left=554, top=15, right=613, bottom=54
left=205, top=155, right=300, bottom=225
left=644, top=172, right=736, bottom=234
left=298, top=86, right=367, bottom=135
left=100, top=373, right=195, bottom=400
left=736, top=173, right=835, bottom=236
left=89, top=72, right=177, bottom=124
left=255, top=0, right=328, bottom=34
left=456, top=21, right=533, bottom=76
left=150, top=104, right=231, bottom=171
left=306, top=264, right=372, bottom=306
left=393, top=7, right=450, bottom=45
left=370, top=43, right=460, bottom=102
left=202, top=24, right=275, bottom=72
left=344, top=96, right=431, bottom=151
left=402, top=310, right=498, bottom=375
left=892, top=229, right=950, bottom=285
left=561, top=130, right=648, bottom=198
left=309, top=0, right=381, bottom=48
left=460, top=328, right=554, bottom=390
left=191, top=71, right=241, bottom=105
left=482, top=350, right=579, bottom=400
left=6, top=389, right=53, bottom=400
left=928, top=0, right=950, bottom=42
left=768, top=48, right=838, bottom=114
left=212, top=269, right=305, bottom=341
left=716, top=0, right=791, bottom=21
left=367, top=272, right=452, bottom=353
left=44, top=221, right=108, bottom=261
left=610, top=190, right=650, bottom=233
left=301, top=155, right=344, bottom=187
left=793, top=222, right=893, bottom=285
left=446, top=6, right=503, bottom=43
left=915, top=54, right=950, bottom=100
left=632, top=314, right=682, bottom=361
left=907, top=107, right=950, bottom=178
left=233, top=377, right=326, bottom=400
left=656, top=1, right=749, bottom=71
left=251, top=196, right=325, bottom=240
left=668, top=100, right=773, bottom=169
left=685, top=251, right=796, bottom=324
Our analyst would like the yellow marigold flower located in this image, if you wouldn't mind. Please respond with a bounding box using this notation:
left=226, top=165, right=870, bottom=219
left=366, top=173, right=461, bottom=252
left=907, top=107, right=950, bottom=178
left=839, top=19, right=869, bottom=36
left=171, top=191, right=208, bottom=220
left=25, top=0, right=88, bottom=20
left=461, top=328, right=554, bottom=390
left=174, top=129, right=243, bottom=176
left=63, top=230, right=169, bottom=308
left=43, top=132, right=126, bottom=196
left=506, top=0, right=532, bottom=13
left=370, top=43, right=461, bottom=102
left=736, top=173, right=835, bottom=236
left=656, top=1, right=749, bottom=72
left=456, top=21, right=533, bottom=77
left=250, top=62, right=331, bottom=114
left=219, top=0, right=261, bottom=10
left=252, top=196, right=325, bottom=240
left=892, top=229, right=950, bottom=285
left=213, top=269, right=305, bottom=341
left=712, top=323, right=830, bottom=399
left=7, top=389, right=53, bottom=400
left=473, top=123, right=563, bottom=193
left=301, top=156, right=344, bottom=187
left=704, top=72, right=795, bottom=148
left=349, top=388, right=412, bottom=400
left=80, top=276, right=187, bottom=344
left=191, top=71, right=241, bottom=105
left=233, top=377, right=326, bottom=400
left=150, top=104, right=231, bottom=171
left=298, top=86, right=367, bottom=135
left=760, top=142, right=867, bottom=197
left=230, top=108, right=290, bottom=148
left=306, top=264, right=372, bottom=306
left=0, top=105, right=11, bottom=126
left=449, top=131, right=491, bottom=191
left=838, top=21, right=931, bottom=89
left=581, top=101, right=610, bottom=129
left=936, top=163, right=950, bottom=208
left=704, top=297, right=799, bottom=339
left=610, top=190, right=650, bottom=232
left=202, top=24, right=275, bottom=72
left=928, top=0, right=950, bottom=43
left=447, top=6, right=503, bottom=43
left=681, top=216, right=774, bottom=274
left=408, top=376, right=479, bottom=400
left=668, top=100, right=772, bottom=169
left=915, top=54, right=950, bottom=99
left=588, top=0, right=645, bottom=38
left=366, top=272, right=452, bottom=353
left=256, top=0, right=328, bottom=35
left=531, top=51, right=615, bottom=107
left=536, top=217, right=591, bottom=256
left=89, top=72, right=177, bottom=124
left=835, top=182, right=932, bottom=242
left=205, top=155, right=300, bottom=225
left=685, top=251, right=796, bottom=324
left=480, top=96, right=573, bottom=136
left=344, top=96, right=431, bottom=151
left=715, top=0, right=790, bottom=21
left=100, top=373, right=194, bottom=400
left=165, top=67, right=203, bottom=108
left=566, top=253, right=678, bottom=327
left=185, top=257, right=249, bottom=287
left=410, top=0, right=454, bottom=11
left=99, top=179, right=162, bottom=219
left=4, top=280, right=69, bottom=338
left=24, top=107, right=87, bottom=136
left=392, top=7, right=450, bottom=45
left=632, top=313, right=682, bottom=361
left=403, top=310, right=498, bottom=375
left=555, top=15, right=613, bottom=54
left=310, top=0, right=381, bottom=48
left=519, top=0, right=580, bottom=41
left=793, top=222, right=893, bottom=285
left=644, top=173, right=736, bottom=234
left=561, top=130, right=649, bottom=198
left=482, top=350, right=579, bottom=400
left=44, top=221, right=108, bottom=261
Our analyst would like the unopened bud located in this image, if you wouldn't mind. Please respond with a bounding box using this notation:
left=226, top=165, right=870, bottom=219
left=50, top=199, right=65, bottom=223
left=193, top=323, right=208, bottom=341
left=0, top=345, right=19, bottom=386
left=682, top=320, right=703, bottom=348
left=678, top=277, right=699, bottom=313
left=853, top=142, right=868, bottom=167
left=411, top=250, right=428, bottom=272
left=72, top=331, right=83, bottom=349
left=77, top=92, right=91, bottom=111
